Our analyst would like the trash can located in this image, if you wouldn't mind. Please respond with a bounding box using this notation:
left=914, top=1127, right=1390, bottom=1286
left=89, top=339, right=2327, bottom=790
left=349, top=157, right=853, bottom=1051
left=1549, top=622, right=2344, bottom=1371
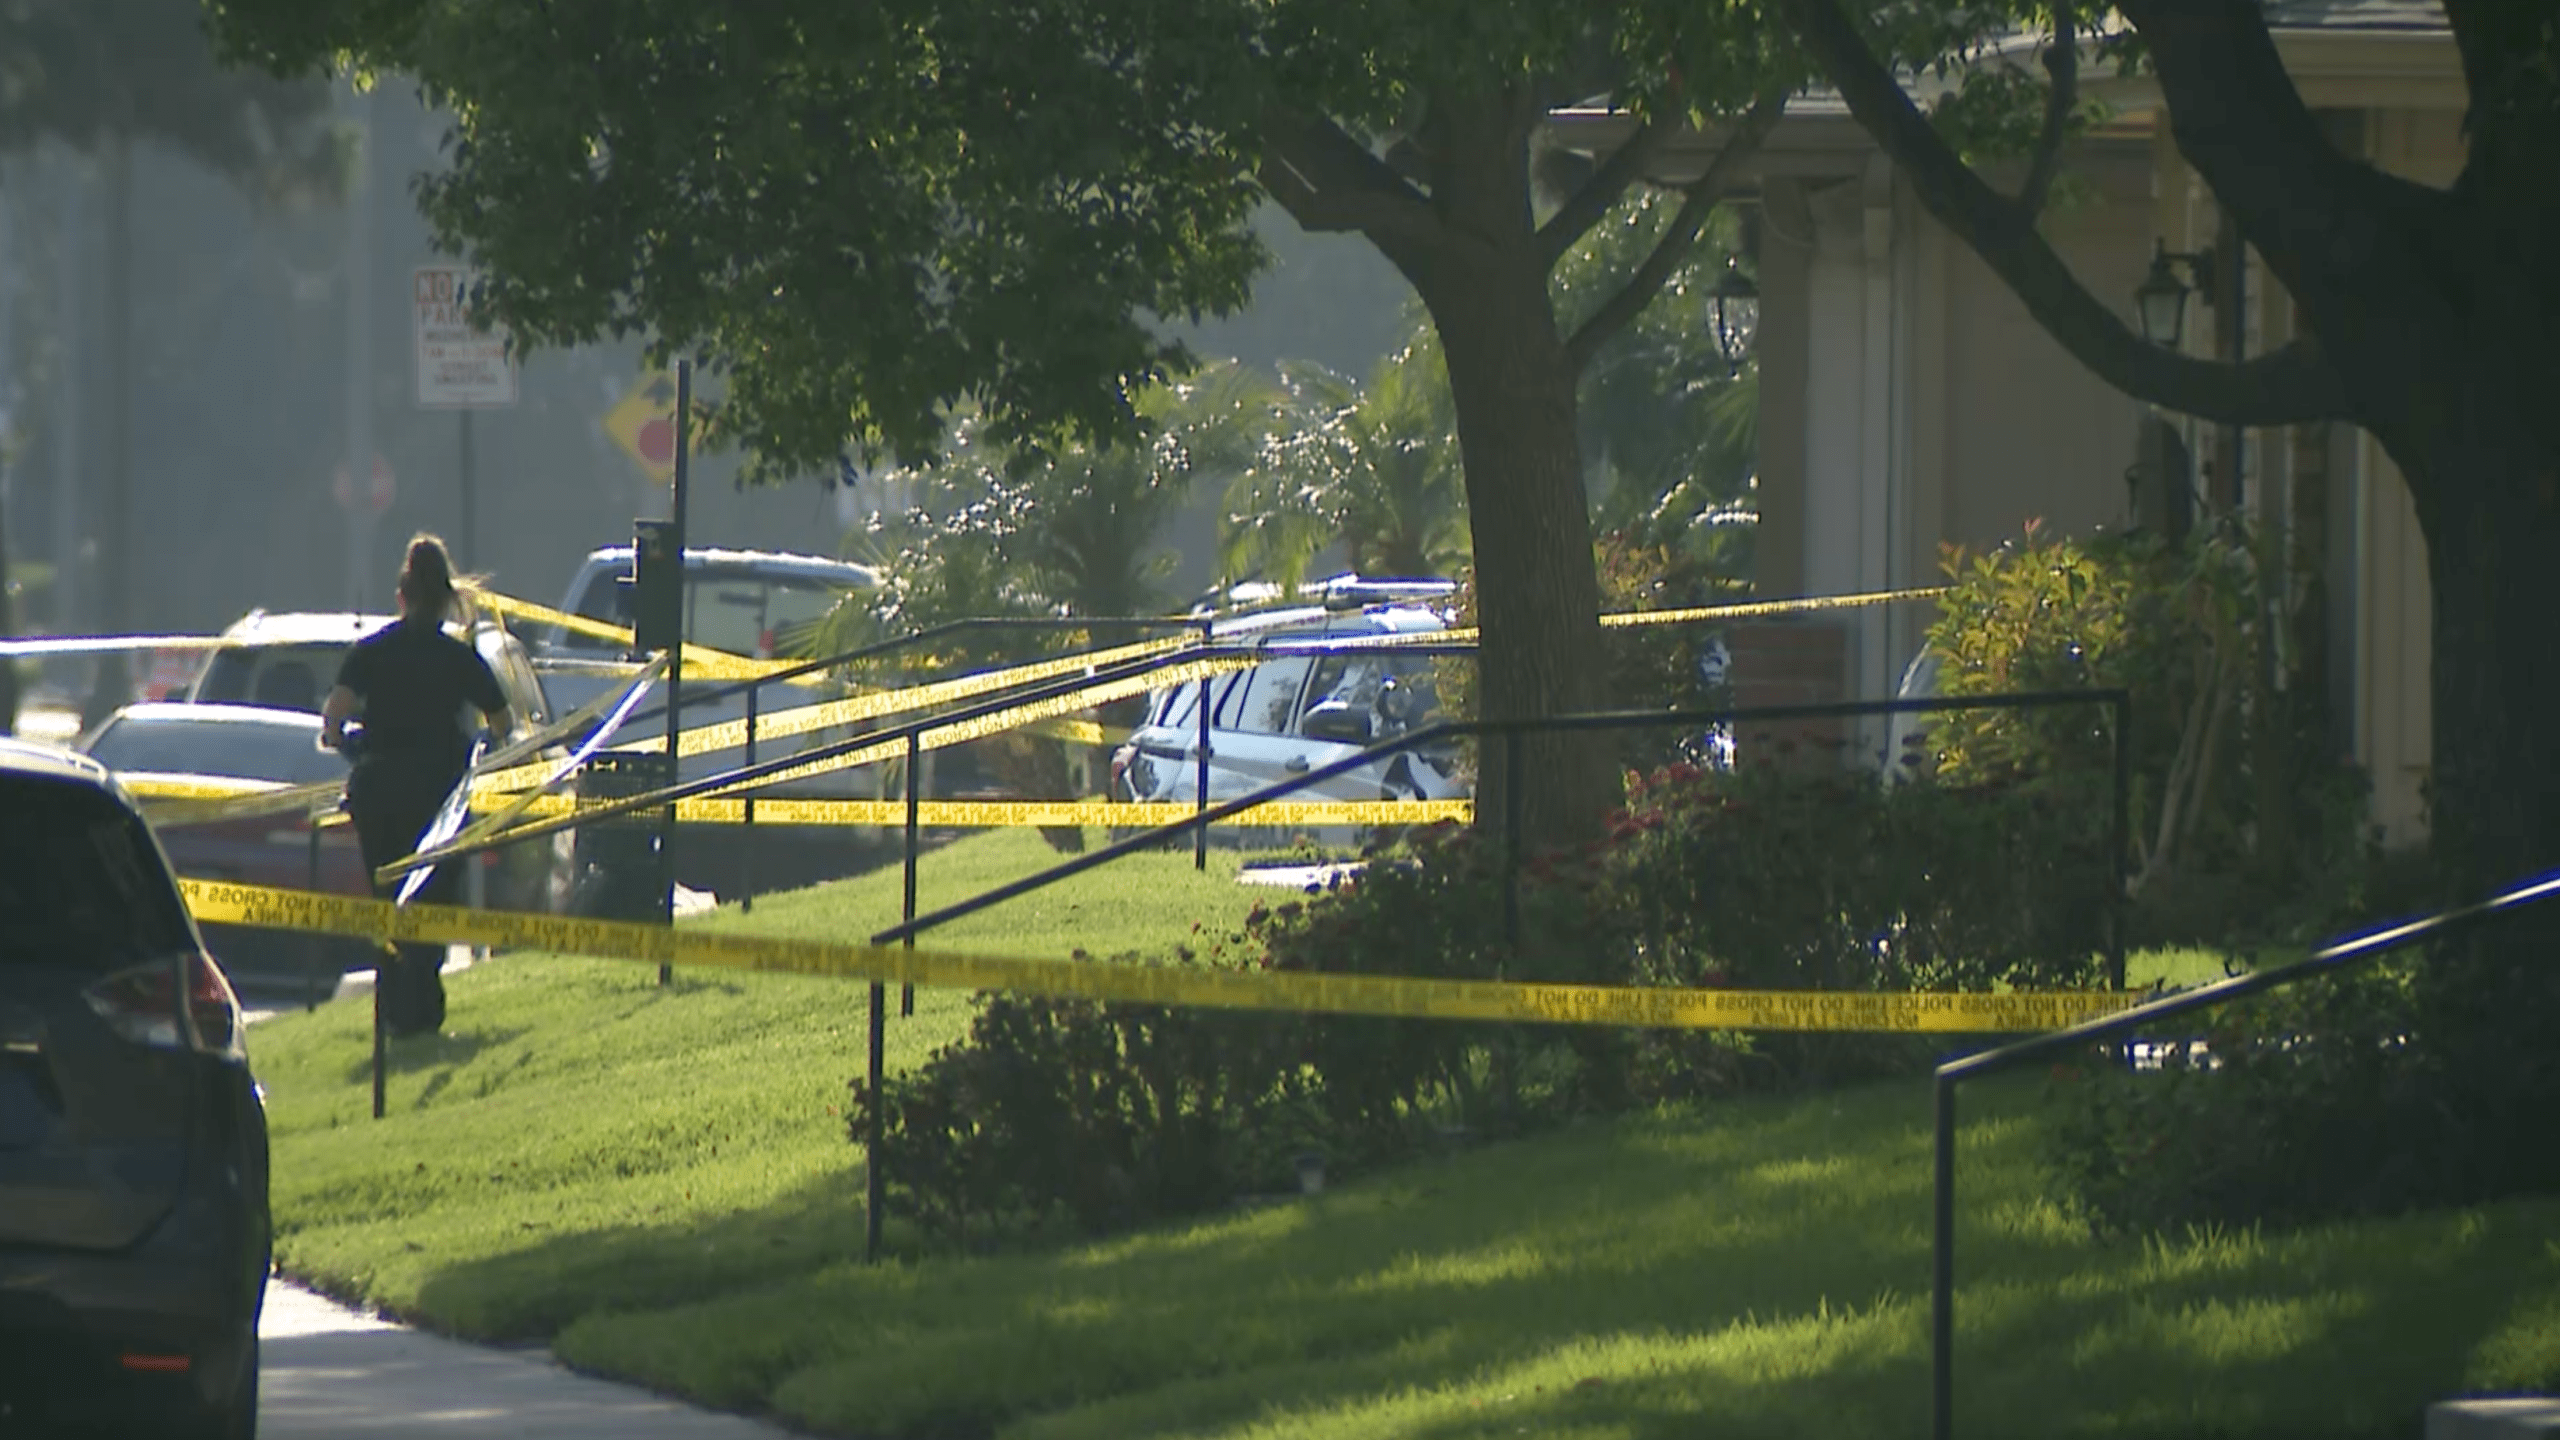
left=569, top=751, right=676, bottom=921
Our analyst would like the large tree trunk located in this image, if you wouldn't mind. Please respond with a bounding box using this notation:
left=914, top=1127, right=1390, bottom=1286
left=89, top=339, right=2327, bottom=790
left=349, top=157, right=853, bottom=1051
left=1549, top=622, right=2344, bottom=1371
left=2407, top=431, right=2560, bottom=901
left=1392, top=93, right=1617, bottom=853
left=1425, top=256, right=1616, bottom=851
left=2398, top=404, right=2560, bottom=1201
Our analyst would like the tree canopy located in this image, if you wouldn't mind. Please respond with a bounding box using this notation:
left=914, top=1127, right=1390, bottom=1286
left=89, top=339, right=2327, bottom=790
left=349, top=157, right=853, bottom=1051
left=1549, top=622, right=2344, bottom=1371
left=2, top=0, right=339, bottom=195
left=207, top=0, right=1805, bottom=840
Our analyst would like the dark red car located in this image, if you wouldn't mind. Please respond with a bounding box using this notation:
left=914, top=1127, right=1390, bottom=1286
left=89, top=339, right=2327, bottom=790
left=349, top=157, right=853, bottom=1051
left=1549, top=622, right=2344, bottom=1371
left=78, top=703, right=378, bottom=987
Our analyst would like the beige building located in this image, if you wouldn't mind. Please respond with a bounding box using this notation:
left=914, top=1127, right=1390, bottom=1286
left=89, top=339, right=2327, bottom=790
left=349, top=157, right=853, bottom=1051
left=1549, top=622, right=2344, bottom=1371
left=1554, top=0, right=2457, bottom=844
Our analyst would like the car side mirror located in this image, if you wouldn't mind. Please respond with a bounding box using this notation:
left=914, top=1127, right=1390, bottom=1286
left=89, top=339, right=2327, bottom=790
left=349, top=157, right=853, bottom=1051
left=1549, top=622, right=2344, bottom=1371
left=1300, top=701, right=1373, bottom=745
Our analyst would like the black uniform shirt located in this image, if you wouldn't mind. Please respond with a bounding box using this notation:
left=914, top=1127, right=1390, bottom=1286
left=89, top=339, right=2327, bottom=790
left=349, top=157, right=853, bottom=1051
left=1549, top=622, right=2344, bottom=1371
left=334, top=618, right=507, bottom=773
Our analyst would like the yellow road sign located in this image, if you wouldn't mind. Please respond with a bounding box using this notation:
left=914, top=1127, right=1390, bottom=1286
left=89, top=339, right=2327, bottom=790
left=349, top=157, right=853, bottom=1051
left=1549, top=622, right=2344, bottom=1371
left=602, top=370, right=679, bottom=482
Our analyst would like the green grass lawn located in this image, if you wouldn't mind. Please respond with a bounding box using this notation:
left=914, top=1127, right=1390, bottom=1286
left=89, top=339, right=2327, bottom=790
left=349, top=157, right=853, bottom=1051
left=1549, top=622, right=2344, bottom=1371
left=251, top=828, right=1263, bottom=1337
left=247, top=830, right=2555, bottom=1437
left=546, top=1078, right=2558, bottom=1440
left=705, top=825, right=1263, bottom=955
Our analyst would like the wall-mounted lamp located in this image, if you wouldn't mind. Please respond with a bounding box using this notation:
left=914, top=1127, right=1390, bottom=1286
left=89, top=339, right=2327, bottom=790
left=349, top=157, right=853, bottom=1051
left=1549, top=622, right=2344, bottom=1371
left=1709, top=255, right=1759, bottom=373
left=2134, top=238, right=2219, bottom=349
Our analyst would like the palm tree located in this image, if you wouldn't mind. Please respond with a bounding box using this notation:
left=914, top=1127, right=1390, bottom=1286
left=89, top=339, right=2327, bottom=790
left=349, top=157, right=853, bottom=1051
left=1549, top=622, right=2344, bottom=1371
left=1220, top=339, right=1470, bottom=590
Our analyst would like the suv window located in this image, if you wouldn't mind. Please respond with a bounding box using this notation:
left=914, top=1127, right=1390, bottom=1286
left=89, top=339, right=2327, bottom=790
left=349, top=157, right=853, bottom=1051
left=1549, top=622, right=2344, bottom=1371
left=1303, top=653, right=1439, bottom=723
left=0, top=777, right=194, bottom=970
left=1232, top=654, right=1316, bottom=736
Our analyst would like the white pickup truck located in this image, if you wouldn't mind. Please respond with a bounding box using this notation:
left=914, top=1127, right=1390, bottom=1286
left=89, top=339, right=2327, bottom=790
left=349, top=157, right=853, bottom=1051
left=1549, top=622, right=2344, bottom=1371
left=532, top=545, right=889, bottom=898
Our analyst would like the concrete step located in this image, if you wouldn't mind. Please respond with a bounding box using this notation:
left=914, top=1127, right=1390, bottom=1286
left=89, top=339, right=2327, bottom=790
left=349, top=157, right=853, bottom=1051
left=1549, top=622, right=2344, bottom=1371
left=2429, top=1399, right=2560, bottom=1440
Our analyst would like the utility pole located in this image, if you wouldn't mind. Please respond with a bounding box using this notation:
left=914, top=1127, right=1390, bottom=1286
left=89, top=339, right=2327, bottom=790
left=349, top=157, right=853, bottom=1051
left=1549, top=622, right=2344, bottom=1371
left=80, top=134, right=133, bottom=729
left=50, top=151, right=84, bottom=646
left=343, top=81, right=377, bottom=610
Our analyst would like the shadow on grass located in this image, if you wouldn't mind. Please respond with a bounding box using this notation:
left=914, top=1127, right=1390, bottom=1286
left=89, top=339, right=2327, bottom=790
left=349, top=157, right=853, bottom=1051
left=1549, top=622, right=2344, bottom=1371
left=339, top=1027, right=524, bottom=1090
left=325, top=1077, right=2560, bottom=1440
left=394, top=1164, right=880, bottom=1343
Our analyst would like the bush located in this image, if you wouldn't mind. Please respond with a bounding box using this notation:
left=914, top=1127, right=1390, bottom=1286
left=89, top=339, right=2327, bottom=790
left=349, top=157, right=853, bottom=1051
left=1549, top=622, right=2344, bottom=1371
left=2053, top=926, right=2560, bottom=1234
left=851, top=966, right=1309, bottom=1244
left=1925, top=521, right=2391, bottom=953
left=1603, top=760, right=2111, bottom=1094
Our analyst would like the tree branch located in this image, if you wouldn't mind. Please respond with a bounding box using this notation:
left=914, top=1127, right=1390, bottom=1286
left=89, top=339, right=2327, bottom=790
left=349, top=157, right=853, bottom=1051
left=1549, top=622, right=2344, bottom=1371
left=1537, top=113, right=1674, bottom=268
left=1563, top=90, right=1787, bottom=375
left=1783, top=0, right=2350, bottom=425
left=2015, top=2, right=2076, bottom=219
left=1257, top=106, right=1444, bottom=257
left=2113, top=0, right=2452, bottom=245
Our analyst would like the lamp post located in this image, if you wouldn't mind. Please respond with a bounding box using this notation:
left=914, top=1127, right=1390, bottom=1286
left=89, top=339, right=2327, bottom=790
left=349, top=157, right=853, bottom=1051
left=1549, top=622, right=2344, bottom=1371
left=1709, top=255, right=1759, bottom=374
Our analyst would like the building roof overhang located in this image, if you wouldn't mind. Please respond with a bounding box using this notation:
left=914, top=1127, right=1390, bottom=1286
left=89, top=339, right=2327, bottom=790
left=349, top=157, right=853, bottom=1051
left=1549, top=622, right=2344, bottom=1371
left=1548, top=18, right=2461, bottom=187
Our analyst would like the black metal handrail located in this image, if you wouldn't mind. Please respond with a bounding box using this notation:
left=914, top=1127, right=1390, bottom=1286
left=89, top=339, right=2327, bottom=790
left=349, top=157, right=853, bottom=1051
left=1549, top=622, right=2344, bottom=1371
left=855, top=689, right=2131, bottom=1265
left=1925, top=868, right=2560, bottom=1440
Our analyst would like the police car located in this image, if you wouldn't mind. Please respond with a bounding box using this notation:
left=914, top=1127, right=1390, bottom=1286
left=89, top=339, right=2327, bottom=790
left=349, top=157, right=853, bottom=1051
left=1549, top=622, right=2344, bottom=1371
left=1110, top=579, right=1468, bottom=816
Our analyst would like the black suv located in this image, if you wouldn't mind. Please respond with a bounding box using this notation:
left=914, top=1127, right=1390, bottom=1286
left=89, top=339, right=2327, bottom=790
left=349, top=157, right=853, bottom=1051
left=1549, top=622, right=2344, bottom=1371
left=0, top=739, right=269, bottom=1438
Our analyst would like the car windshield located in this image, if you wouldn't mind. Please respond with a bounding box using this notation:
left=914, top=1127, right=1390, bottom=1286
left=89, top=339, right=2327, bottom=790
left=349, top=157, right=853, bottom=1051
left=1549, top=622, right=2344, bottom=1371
left=0, top=776, right=194, bottom=968
left=87, top=717, right=345, bottom=785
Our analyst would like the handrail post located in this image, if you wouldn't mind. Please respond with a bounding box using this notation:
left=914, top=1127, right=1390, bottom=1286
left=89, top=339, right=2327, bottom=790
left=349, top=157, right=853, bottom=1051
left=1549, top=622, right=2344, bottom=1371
left=1194, top=621, right=1213, bottom=871
left=740, top=684, right=758, bottom=915
left=305, top=813, right=324, bottom=1012
left=901, top=732, right=919, bottom=1017
left=2108, top=693, right=2130, bottom=992
left=370, top=976, right=386, bottom=1121
left=1933, top=1074, right=1957, bottom=1440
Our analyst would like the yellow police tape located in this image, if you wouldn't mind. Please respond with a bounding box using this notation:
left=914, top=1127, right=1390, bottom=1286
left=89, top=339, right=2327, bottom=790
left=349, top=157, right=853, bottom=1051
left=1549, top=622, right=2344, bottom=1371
left=175, top=878, right=2140, bottom=1034
left=129, top=775, right=348, bottom=828
left=1348, top=585, right=1953, bottom=648
left=500, top=795, right=1475, bottom=828
left=128, top=661, right=673, bottom=833
left=118, top=584, right=1948, bottom=847
left=469, top=630, right=1199, bottom=793
left=462, top=587, right=800, bottom=685
left=407, top=651, right=1279, bottom=873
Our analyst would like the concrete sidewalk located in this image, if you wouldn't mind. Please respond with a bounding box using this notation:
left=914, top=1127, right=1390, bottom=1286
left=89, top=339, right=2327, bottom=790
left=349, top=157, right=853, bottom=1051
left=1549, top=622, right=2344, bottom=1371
left=243, top=936, right=787, bottom=1436
left=259, top=1283, right=797, bottom=1438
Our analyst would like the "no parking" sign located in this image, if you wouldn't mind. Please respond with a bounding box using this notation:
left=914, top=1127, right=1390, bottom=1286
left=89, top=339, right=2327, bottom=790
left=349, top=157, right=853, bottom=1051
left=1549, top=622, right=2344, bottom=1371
left=412, top=266, right=518, bottom=409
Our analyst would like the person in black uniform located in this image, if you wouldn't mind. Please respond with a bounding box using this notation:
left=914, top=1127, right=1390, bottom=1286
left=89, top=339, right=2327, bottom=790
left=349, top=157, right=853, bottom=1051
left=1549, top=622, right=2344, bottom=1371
left=319, top=535, right=513, bottom=1037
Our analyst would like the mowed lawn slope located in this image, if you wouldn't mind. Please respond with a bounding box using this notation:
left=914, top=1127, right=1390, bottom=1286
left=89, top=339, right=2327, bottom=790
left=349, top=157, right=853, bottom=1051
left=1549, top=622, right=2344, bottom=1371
left=548, top=1077, right=2559, bottom=1440
left=246, top=828, right=2557, bottom=1437
left=251, top=829, right=1260, bottom=1336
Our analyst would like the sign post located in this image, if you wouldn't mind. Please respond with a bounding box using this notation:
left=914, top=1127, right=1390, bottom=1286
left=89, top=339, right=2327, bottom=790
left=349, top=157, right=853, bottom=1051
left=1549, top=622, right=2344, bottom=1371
left=412, top=266, right=517, bottom=567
